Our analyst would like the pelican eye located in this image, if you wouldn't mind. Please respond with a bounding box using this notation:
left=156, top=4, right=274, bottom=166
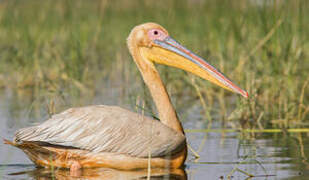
left=148, top=29, right=167, bottom=41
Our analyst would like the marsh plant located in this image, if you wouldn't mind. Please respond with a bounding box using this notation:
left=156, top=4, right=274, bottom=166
left=0, top=0, right=308, bottom=129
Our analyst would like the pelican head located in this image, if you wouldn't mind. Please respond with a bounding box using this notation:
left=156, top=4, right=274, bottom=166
left=127, top=22, right=248, bottom=98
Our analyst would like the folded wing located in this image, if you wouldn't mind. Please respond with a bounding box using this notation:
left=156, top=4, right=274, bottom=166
left=14, top=105, right=185, bottom=158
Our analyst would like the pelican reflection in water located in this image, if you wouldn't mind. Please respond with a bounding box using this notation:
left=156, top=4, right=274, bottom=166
left=9, top=168, right=186, bottom=180
left=4, top=23, right=248, bottom=173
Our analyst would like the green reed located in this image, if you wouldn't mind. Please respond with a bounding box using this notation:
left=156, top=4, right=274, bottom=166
left=0, top=0, right=308, bottom=128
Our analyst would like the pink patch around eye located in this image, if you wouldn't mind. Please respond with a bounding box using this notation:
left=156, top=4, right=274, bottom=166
left=148, top=29, right=167, bottom=41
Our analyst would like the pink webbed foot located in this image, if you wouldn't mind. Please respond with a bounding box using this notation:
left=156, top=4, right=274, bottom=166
left=70, top=161, right=82, bottom=177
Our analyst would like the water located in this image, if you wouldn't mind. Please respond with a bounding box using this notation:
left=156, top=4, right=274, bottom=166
left=0, top=89, right=308, bottom=180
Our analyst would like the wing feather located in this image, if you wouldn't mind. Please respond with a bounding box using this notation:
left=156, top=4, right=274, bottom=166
left=14, top=105, right=185, bottom=158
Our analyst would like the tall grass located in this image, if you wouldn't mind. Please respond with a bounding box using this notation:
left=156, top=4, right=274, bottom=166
left=0, top=0, right=308, bottom=128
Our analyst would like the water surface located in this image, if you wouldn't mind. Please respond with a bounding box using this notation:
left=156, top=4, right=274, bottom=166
left=0, top=89, right=308, bottom=180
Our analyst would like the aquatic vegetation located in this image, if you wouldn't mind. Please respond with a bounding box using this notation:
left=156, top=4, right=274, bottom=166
left=0, top=0, right=308, bottom=129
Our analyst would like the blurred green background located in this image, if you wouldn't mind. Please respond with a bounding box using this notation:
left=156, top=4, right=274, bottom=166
left=0, top=0, right=308, bottom=129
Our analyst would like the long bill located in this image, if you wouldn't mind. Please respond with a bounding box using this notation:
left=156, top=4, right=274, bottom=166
left=140, top=36, right=248, bottom=98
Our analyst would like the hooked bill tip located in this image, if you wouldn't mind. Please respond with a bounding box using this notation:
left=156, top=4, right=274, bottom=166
left=242, top=91, right=249, bottom=99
